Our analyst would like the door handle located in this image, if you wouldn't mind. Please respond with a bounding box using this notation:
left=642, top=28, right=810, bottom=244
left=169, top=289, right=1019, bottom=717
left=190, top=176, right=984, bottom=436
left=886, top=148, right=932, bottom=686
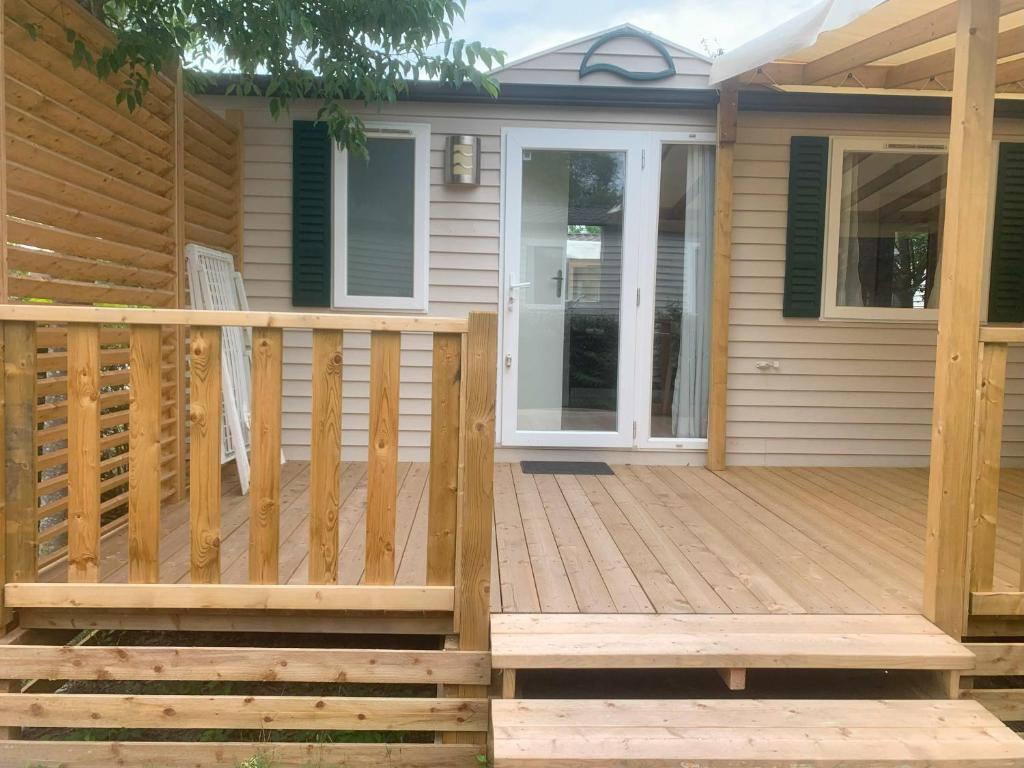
left=552, top=269, right=564, bottom=299
left=507, top=274, right=531, bottom=308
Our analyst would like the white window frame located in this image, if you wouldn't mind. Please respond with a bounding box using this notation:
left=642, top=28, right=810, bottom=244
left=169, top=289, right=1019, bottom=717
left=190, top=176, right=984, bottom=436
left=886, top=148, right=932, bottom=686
left=332, top=122, right=430, bottom=312
left=822, top=136, right=948, bottom=323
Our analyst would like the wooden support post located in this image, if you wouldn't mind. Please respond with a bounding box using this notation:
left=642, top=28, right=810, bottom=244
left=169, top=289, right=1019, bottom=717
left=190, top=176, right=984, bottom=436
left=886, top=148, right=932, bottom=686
left=172, top=65, right=187, bottom=503
left=706, top=84, right=738, bottom=472
left=449, top=311, right=497, bottom=747
left=0, top=325, right=5, bottom=630
left=309, top=329, right=342, bottom=585
left=718, top=667, right=747, bottom=691
left=129, top=325, right=163, bottom=584
left=455, top=312, right=496, bottom=649
left=365, top=330, right=401, bottom=586
left=968, top=342, right=1007, bottom=592
left=225, top=109, right=245, bottom=273
left=427, top=333, right=462, bottom=585
left=501, top=669, right=517, bottom=699
left=4, top=323, right=35, bottom=595
left=67, top=324, right=101, bottom=583
left=0, top=0, right=8, bottom=306
left=188, top=326, right=222, bottom=584
left=249, top=327, right=283, bottom=584
left=924, top=0, right=999, bottom=639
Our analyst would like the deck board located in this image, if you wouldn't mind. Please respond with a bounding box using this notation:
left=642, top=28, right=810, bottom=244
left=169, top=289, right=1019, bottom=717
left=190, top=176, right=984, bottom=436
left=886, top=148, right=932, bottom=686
left=492, top=700, right=1024, bottom=766
left=42, top=464, right=1024, bottom=615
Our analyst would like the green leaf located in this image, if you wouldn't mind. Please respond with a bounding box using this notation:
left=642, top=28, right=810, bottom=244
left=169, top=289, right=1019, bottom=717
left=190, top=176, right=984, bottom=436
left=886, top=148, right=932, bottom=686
left=23, top=0, right=504, bottom=147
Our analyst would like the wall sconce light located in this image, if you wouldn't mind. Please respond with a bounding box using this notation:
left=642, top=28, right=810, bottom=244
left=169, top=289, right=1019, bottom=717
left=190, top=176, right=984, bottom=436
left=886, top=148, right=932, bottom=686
left=445, top=135, right=481, bottom=186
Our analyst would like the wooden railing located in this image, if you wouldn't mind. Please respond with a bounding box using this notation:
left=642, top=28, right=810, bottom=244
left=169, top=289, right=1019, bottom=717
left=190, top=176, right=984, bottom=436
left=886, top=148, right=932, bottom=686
left=0, top=305, right=498, bottom=642
left=968, top=325, right=1024, bottom=620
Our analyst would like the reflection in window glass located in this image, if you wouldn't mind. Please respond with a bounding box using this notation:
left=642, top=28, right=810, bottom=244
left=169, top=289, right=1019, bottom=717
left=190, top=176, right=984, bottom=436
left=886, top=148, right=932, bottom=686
left=836, top=150, right=946, bottom=310
left=347, top=137, right=416, bottom=298
left=649, top=144, right=715, bottom=440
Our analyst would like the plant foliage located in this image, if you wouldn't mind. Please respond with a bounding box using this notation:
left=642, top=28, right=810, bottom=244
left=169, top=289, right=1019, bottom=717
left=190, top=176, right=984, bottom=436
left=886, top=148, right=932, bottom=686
left=64, top=0, right=504, bottom=152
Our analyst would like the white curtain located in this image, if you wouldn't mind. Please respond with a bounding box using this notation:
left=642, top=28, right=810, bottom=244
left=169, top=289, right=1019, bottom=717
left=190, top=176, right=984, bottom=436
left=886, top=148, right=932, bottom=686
left=672, top=145, right=715, bottom=439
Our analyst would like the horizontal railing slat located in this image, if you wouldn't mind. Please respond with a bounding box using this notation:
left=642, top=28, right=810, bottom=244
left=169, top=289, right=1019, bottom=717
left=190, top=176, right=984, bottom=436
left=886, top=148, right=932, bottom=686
left=0, top=693, right=487, bottom=731
left=0, top=645, right=490, bottom=684
left=0, top=303, right=469, bottom=332
left=0, top=742, right=483, bottom=768
left=4, top=583, right=456, bottom=612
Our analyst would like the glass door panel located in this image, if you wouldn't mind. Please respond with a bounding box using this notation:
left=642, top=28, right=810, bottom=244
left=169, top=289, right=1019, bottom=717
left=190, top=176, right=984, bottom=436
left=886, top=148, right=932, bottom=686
left=517, top=149, right=625, bottom=433
left=648, top=144, right=715, bottom=440
left=502, top=130, right=642, bottom=448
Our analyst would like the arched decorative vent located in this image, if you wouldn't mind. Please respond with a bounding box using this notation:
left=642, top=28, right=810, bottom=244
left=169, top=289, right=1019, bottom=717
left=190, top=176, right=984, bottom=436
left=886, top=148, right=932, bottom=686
left=578, top=29, right=677, bottom=82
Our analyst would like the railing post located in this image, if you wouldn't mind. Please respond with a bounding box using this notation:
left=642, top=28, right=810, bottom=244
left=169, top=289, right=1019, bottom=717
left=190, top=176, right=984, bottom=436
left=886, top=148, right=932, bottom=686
left=968, top=341, right=1007, bottom=593
left=129, top=325, right=164, bottom=584
left=4, top=322, right=36, bottom=602
left=365, top=330, right=401, bottom=586
left=445, top=311, right=495, bottom=747
left=309, top=329, right=343, bottom=585
left=455, top=311, right=496, bottom=649
left=67, top=324, right=101, bottom=582
left=189, top=326, right=222, bottom=583
left=427, top=332, right=462, bottom=585
left=249, top=327, right=283, bottom=585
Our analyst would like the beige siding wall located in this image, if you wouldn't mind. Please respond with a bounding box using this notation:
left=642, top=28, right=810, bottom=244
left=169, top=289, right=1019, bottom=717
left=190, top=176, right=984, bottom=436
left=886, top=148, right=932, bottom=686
left=728, top=110, right=1024, bottom=467
left=199, top=95, right=714, bottom=461
left=199, top=95, right=1024, bottom=467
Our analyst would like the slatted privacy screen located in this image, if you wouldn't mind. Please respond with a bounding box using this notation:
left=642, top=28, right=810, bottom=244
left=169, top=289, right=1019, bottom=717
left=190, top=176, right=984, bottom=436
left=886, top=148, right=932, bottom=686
left=1, top=307, right=477, bottom=591
left=0, top=0, right=244, bottom=572
left=0, top=640, right=490, bottom=766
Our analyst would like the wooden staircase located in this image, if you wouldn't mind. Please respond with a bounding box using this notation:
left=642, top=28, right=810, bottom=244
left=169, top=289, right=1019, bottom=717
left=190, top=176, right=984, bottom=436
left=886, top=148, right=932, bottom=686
left=490, top=613, right=1024, bottom=767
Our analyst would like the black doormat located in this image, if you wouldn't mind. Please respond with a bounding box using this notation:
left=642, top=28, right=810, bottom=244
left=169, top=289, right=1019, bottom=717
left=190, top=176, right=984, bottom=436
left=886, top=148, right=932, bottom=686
left=520, top=461, right=614, bottom=476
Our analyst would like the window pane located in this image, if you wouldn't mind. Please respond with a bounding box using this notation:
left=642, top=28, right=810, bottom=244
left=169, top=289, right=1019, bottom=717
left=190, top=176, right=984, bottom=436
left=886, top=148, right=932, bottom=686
left=836, top=150, right=946, bottom=310
left=650, top=144, right=715, bottom=439
left=516, top=149, right=626, bottom=433
left=347, top=137, right=415, bottom=298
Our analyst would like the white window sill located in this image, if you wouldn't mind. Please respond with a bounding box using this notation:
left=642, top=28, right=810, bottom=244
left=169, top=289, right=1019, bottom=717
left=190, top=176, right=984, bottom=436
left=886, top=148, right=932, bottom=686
left=818, top=308, right=939, bottom=325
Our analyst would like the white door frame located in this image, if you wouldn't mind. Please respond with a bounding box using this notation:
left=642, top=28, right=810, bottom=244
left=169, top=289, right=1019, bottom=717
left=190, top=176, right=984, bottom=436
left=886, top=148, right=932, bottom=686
left=500, top=127, right=644, bottom=448
left=498, top=127, right=716, bottom=450
left=634, top=132, right=715, bottom=450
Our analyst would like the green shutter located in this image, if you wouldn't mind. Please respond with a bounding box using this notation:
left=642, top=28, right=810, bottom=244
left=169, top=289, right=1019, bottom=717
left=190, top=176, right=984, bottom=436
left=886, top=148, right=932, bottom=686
left=783, top=136, right=830, bottom=318
left=989, top=142, right=1024, bottom=323
left=292, top=120, right=332, bottom=307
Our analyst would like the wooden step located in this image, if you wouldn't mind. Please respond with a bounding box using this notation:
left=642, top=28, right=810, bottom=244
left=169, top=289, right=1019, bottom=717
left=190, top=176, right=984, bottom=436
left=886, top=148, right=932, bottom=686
left=492, top=699, right=1024, bottom=767
left=491, top=613, right=975, bottom=671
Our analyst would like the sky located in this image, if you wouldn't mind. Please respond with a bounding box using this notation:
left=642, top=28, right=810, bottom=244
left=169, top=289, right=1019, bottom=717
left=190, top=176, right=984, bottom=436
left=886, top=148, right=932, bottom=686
left=451, top=0, right=820, bottom=63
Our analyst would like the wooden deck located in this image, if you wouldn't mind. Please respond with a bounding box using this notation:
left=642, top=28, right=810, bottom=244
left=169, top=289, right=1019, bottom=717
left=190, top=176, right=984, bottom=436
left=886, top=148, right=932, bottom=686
left=44, top=463, right=1024, bottom=616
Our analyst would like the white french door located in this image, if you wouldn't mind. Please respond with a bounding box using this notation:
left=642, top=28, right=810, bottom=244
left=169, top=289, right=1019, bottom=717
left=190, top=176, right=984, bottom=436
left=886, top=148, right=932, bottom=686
left=500, top=128, right=716, bottom=449
left=501, top=128, right=644, bottom=448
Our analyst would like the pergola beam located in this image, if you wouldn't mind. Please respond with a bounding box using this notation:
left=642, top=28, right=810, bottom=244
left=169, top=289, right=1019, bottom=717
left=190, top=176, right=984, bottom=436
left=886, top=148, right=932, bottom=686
left=924, top=0, right=999, bottom=639
left=740, top=0, right=1024, bottom=93
left=803, top=1, right=963, bottom=84
left=995, top=55, right=1024, bottom=86
left=886, top=23, right=1024, bottom=88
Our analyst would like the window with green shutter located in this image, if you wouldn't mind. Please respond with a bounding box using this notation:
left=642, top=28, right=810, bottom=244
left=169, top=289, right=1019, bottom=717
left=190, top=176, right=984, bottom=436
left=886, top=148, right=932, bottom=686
left=292, top=120, right=332, bottom=307
left=989, top=142, right=1024, bottom=324
left=291, top=120, right=431, bottom=311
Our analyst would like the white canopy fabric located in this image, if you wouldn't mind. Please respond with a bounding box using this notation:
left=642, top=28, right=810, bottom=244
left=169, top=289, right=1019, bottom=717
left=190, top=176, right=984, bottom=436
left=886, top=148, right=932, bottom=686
left=708, top=0, right=952, bottom=86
